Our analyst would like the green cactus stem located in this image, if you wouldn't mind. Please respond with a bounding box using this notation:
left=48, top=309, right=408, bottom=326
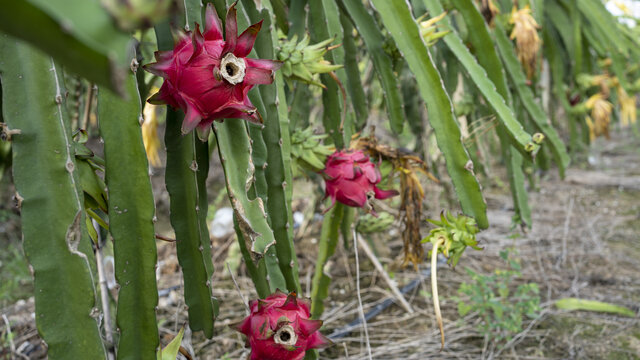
left=0, top=0, right=131, bottom=95
left=153, top=2, right=217, bottom=337
left=0, top=35, right=106, bottom=359
left=98, top=54, right=160, bottom=359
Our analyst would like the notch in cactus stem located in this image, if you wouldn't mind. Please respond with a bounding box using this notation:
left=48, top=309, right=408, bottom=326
left=431, top=236, right=445, bottom=350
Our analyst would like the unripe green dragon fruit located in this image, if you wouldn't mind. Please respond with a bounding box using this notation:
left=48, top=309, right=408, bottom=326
left=277, top=33, right=342, bottom=88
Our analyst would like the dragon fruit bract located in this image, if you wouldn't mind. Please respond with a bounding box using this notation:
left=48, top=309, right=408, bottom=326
left=144, top=3, right=281, bottom=138
left=234, top=291, right=331, bottom=360
left=323, top=149, right=398, bottom=214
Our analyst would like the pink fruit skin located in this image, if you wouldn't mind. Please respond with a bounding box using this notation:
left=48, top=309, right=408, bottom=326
left=323, top=149, right=398, bottom=213
left=234, top=291, right=332, bottom=360
left=144, top=3, right=281, bottom=137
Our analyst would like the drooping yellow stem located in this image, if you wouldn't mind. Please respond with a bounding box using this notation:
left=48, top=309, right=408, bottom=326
left=431, top=237, right=445, bottom=350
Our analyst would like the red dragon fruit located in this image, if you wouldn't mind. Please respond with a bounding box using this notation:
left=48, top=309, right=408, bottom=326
left=144, top=3, right=281, bottom=139
left=323, top=149, right=398, bottom=214
left=234, top=291, right=332, bottom=360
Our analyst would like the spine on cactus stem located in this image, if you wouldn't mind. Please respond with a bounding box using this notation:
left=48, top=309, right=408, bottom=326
left=238, top=0, right=301, bottom=293
left=0, top=37, right=106, bottom=359
left=97, top=52, right=160, bottom=359
left=153, top=2, right=217, bottom=338
left=182, top=0, right=203, bottom=31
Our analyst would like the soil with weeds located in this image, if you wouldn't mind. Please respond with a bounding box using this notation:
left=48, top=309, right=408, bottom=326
left=1, top=131, right=639, bottom=359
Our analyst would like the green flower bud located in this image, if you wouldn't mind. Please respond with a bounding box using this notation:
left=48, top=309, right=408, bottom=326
left=277, top=33, right=343, bottom=88
left=532, top=133, right=545, bottom=144
left=291, top=127, right=334, bottom=176
left=524, top=142, right=539, bottom=153
left=418, top=12, right=449, bottom=46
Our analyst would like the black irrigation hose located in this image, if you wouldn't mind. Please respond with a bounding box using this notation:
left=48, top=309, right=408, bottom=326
left=328, top=258, right=446, bottom=339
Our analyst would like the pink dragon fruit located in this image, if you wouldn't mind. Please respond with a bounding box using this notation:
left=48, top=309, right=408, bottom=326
left=322, top=149, right=398, bottom=214
left=144, top=3, right=281, bottom=139
left=234, top=291, right=332, bottom=360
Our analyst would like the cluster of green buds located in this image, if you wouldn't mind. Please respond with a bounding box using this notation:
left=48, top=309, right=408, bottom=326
left=417, top=12, right=449, bottom=46
left=524, top=132, right=544, bottom=153
left=422, top=211, right=481, bottom=267
left=101, top=0, right=172, bottom=31
left=356, top=212, right=394, bottom=234
left=290, top=127, right=334, bottom=176
left=277, top=33, right=343, bottom=88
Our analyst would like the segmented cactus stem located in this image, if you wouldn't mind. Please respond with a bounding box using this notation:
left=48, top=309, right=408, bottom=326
left=0, top=37, right=106, bottom=359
